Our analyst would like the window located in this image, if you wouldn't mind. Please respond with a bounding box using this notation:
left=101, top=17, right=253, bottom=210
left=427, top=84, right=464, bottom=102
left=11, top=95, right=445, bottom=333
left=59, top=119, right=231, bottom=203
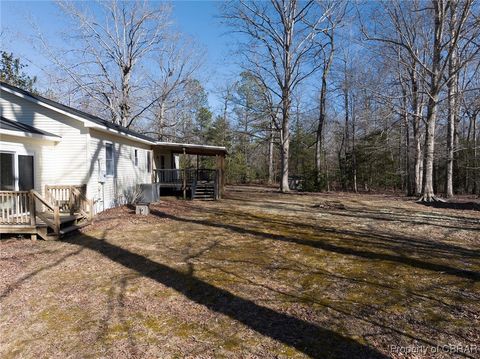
left=160, top=155, right=165, bottom=169
left=0, top=153, right=14, bottom=190
left=1, top=152, right=34, bottom=190
left=134, top=149, right=138, bottom=167
left=18, top=155, right=34, bottom=190
left=106, top=143, right=114, bottom=176
left=146, top=151, right=151, bottom=173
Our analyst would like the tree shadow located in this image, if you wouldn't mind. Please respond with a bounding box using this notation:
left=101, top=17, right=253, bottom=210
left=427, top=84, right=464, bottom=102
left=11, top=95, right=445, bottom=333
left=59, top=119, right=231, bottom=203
left=0, top=247, right=84, bottom=300
left=421, top=201, right=480, bottom=212
left=95, top=273, right=140, bottom=356
left=224, top=195, right=480, bottom=230
left=183, top=203, right=480, bottom=260
left=64, top=233, right=388, bottom=358
left=148, top=208, right=480, bottom=282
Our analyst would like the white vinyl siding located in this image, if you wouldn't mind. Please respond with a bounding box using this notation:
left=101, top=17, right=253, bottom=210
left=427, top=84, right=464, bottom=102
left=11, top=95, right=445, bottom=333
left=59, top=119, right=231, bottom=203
left=87, top=129, right=152, bottom=211
left=0, top=90, right=88, bottom=193
left=0, top=135, right=56, bottom=193
left=1, top=88, right=156, bottom=213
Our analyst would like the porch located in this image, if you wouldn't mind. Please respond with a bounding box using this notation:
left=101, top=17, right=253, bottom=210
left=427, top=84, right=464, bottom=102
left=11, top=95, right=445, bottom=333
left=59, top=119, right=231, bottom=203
left=152, top=142, right=227, bottom=200
left=153, top=168, right=220, bottom=200
left=0, top=185, right=93, bottom=240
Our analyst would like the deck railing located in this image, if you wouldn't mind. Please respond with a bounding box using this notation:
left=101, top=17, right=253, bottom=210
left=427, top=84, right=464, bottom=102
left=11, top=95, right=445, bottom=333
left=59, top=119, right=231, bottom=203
left=0, top=191, right=35, bottom=225
left=32, top=190, right=60, bottom=235
left=0, top=190, right=60, bottom=233
left=1, top=185, right=93, bottom=238
left=153, top=169, right=217, bottom=184
left=45, top=185, right=92, bottom=219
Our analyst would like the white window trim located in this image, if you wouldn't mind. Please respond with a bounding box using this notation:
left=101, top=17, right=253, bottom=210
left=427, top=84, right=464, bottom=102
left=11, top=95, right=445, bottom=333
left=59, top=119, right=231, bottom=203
left=105, top=142, right=115, bottom=177
left=146, top=151, right=152, bottom=173
left=0, top=150, right=35, bottom=191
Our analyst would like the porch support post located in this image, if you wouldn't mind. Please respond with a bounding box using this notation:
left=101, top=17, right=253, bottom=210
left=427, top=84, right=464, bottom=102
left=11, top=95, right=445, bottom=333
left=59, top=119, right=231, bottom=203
left=196, top=154, right=200, bottom=182
left=216, top=154, right=225, bottom=199
left=29, top=190, right=37, bottom=240
left=221, top=155, right=225, bottom=197
left=182, top=147, right=187, bottom=200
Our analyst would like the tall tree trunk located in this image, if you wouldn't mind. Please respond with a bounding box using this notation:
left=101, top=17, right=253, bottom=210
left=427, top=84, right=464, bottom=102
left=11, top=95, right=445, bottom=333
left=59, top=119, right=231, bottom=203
left=280, top=121, right=290, bottom=192
left=325, top=148, right=330, bottom=191
left=316, top=42, right=334, bottom=184
left=422, top=95, right=439, bottom=201
left=343, top=77, right=349, bottom=191
left=446, top=2, right=458, bottom=198
left=420, top=0, right=444, bottom=202
left=404, top=100, right=412, bottom=195
left=279, top=2, right=294, bottom=193
left=120, top=65, right=131, bottom=127
left=280, top=99, right=291, bottom=192
left=474, top=113, right=478, bottom=194
left=410, top=68, right=423, bottom=195
left=157, top=100, right=165, bottom=140
left=401, top=80, right=412, bottom=195
left=268, top=119, right=275, bottom=185
left=338, top=135, right=346, bottom=190
left=351, top=96, right=357, bottom=193
left=315, top=82, right=326, bottom=183
left=244, top=112, right=249, bottom=183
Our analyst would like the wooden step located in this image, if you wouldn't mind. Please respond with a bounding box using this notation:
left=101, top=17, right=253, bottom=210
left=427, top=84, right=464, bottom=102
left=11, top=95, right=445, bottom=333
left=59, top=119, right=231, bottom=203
left=59, top=221, right=90, bottom=236
left=36, top=212, right=84, bottom=223
left=39, top=221, right=90, bottom=240
left=193, top=195, right=215, bottom=200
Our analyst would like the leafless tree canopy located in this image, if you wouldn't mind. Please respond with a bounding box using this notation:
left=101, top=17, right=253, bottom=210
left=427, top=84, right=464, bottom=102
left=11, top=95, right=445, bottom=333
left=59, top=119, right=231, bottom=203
left=4, top=0, right=480, bottom=198
left=39, top=1, right=174, bottom=127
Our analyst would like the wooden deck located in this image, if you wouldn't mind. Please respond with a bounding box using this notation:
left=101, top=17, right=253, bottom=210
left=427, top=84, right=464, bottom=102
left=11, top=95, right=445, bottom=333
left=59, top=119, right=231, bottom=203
left=0, top=185, right=93, bottom=240
left=153, top=169, right=220, bottom=200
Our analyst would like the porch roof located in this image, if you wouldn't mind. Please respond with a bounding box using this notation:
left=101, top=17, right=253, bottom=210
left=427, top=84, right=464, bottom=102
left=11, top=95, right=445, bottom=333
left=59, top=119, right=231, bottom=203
left=153, top=142, right=227, bottom=156
left=0, top=116, right=61, bottom=142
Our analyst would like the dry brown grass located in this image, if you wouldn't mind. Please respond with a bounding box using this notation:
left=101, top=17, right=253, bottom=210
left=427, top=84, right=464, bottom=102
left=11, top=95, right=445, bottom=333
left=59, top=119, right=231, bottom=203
left=1, top=186, right=479, bottom=358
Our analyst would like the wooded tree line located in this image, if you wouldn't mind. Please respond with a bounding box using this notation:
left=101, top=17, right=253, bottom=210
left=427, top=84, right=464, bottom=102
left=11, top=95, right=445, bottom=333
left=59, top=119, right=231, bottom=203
left=2, top=0, right=479, bottom=200
left=221, top=0, right=480, bottom=201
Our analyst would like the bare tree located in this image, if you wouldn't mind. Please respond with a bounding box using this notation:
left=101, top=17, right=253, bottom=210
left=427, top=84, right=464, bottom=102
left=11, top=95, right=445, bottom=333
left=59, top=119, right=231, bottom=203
left=37, top=0, right=171, bottom=127
left=224, top=0, right=332, bottom=192
left=364, top=0, right=480, bottom=201
left=148, top=36, right=205, bottom=140
left=315, top=1, right=346, bottom=185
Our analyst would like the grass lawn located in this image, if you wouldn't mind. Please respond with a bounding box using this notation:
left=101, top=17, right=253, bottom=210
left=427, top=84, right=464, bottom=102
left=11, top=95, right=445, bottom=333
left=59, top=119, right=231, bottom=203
left=1, top=186, right=479, bottom=358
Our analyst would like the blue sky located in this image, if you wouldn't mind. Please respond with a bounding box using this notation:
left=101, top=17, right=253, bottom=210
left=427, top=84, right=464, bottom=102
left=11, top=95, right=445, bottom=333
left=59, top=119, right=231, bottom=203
left=0, top=0, right=238, bottom=110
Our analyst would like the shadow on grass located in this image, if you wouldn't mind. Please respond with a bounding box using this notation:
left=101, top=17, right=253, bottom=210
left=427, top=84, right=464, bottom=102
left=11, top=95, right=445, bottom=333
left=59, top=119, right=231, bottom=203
left=224, top=195, right=480, bottom=230
left=0, top=247, right=84, bottom=300
left=65, top=233, right=387, bottom=359
left=186, top=204, right=480, bottom=260
left=421, top=201, right=480, bottom=212
left=149, top=208, right=480, bottom=282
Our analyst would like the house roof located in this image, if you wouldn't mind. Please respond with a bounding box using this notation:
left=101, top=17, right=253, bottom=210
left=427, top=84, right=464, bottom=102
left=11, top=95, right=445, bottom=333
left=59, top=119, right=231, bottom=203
left=0, top=116, right=61, bottom=141
left=154, top=142, right=228, bottom=156
left=0, top=81, right=157, bottom=144
left=1, top=81, right=227, bottom=155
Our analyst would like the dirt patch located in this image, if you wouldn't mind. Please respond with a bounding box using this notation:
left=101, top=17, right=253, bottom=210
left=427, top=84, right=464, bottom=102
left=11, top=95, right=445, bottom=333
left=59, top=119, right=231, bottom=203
left=1, top=186, right=479, bottom=358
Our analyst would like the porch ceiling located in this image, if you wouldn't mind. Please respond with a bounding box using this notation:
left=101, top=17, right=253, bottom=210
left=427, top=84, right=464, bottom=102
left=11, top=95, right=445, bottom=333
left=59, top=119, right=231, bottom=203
left=153, top=142, right=227, bottom=156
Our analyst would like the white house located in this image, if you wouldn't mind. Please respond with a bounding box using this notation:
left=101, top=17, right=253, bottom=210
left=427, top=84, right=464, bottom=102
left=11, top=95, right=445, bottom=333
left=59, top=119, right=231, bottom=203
left=0, top=81, right=226, bottom=239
